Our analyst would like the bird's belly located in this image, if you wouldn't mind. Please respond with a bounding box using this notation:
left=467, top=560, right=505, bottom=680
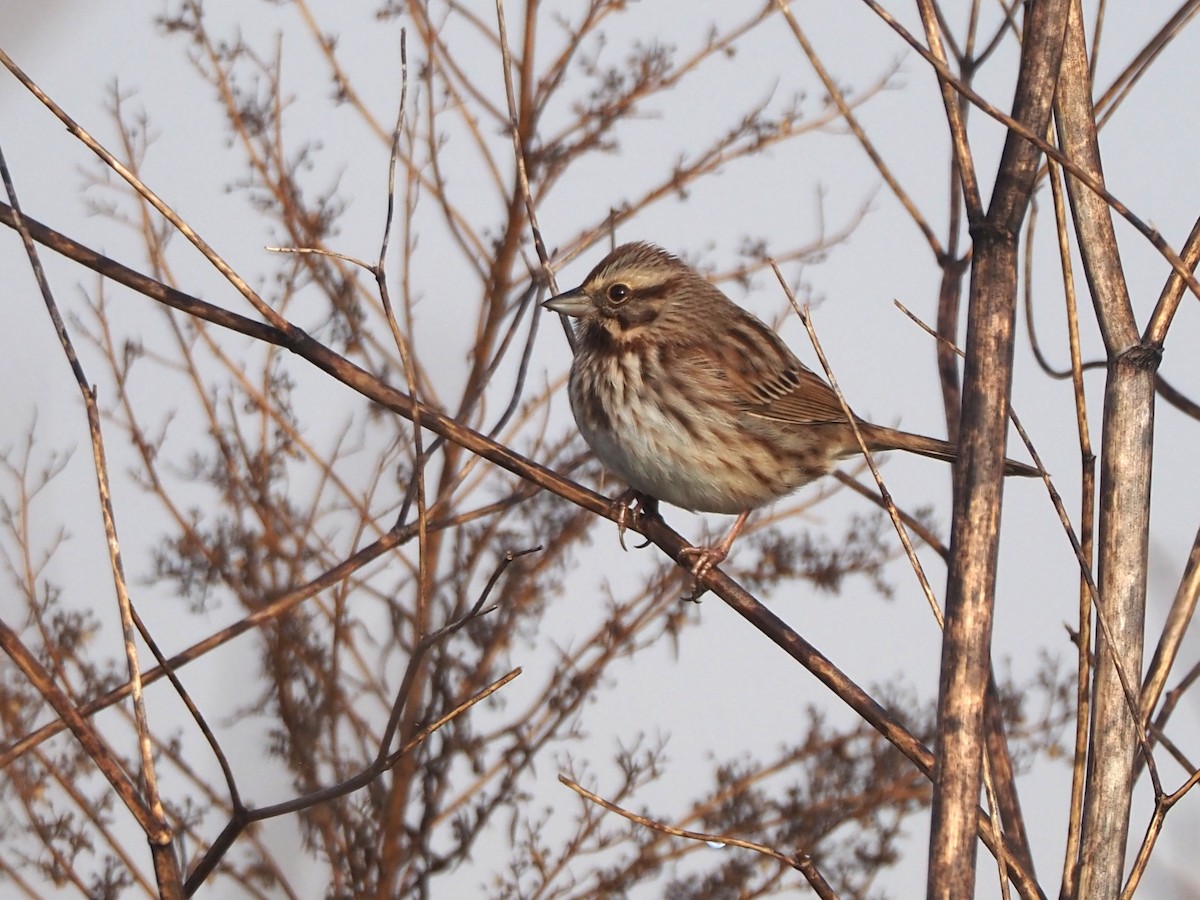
left=571, top=377, right=799, bottom=514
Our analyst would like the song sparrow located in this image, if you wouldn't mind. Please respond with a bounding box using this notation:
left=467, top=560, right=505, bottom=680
left=544, top=241, right=1037, bottom=580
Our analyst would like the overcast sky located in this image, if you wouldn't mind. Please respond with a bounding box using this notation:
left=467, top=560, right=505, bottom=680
left=3, top=3, right=1199, bottom=897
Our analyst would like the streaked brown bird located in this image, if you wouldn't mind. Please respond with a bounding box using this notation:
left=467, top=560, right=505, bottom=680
left=544, top=241, right=1037, bottom=580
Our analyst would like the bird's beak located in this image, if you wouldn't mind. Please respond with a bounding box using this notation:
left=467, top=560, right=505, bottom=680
left=542, top=287, right=592, bottom=317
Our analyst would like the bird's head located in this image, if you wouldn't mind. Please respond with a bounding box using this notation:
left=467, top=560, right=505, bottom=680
left=542, top=242, right=715, bottom=343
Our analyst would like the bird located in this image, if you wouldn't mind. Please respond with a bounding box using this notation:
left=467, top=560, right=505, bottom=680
left=543, top=241, right=1038, bottom=583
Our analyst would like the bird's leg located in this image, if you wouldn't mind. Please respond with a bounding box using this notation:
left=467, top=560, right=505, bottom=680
left=612, top=490, right=658, bottom=551
left=678, top=509, right=750, bottom=591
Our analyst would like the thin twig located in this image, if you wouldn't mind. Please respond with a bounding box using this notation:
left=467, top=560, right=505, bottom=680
left=771, top=264, right=944, bottom=627
left=559, top=775, right=838, bottom=900
left=772, top=0, right=942, bottom=257
left=183, top=548, right=533, bottom=893
left=0, top=144, right=180, bottom=894
left=495, top=0, right=571, bottom=349
left=859, top=0, right=1200, bottom=305
left=0, top=46, right=285, bottom=330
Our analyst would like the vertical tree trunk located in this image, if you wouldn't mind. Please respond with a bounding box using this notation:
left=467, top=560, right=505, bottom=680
left=1055, top=4, right=1156, bottom=896
left=927, top=0, right=1069, bottom=895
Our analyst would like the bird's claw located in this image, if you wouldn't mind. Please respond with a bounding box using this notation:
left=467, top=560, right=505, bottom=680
left=677, top=544, right=729, bottom=601
left=675, top=509, right=750, bottom=601
left=612, top=490, right=657, bottom=551
left=678, top=545, right=728, bottom=580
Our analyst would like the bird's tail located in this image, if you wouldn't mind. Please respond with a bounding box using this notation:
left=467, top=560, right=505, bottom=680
left=861, top=424, right=1039, bottom=478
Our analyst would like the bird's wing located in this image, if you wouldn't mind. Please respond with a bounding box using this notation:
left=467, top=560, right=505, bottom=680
left=739, top=363, right=852, bottom=425
left=679, top=316, right=852, bottom=426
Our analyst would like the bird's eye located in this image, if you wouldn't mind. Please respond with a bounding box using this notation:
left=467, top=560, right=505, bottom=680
left=607, top=283, right=631, bottom=304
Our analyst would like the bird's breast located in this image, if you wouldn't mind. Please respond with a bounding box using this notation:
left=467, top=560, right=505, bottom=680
left=566, top=347, right=802, bottom=514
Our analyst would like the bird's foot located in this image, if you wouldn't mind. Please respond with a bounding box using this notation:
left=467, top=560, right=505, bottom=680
left=612, top=489, right=659, bottom=551
left=677, top=510, right=751, bottom=601
left=678, top=544, right=729, bottom=582
left=678, top=544, right=731, bottom=602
